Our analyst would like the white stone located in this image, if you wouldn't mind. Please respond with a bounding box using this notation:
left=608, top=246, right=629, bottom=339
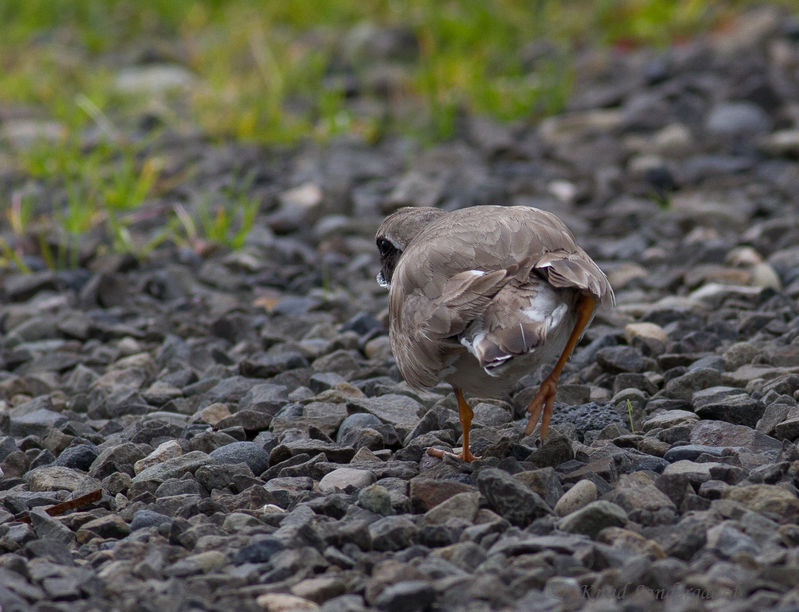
left=624, top=322, right=667, bottom=345
left=318, top=468, right=374, bottom=493
left=554, top=479, right=598, bottom=517
left=134, top=440, right=183, bottom=474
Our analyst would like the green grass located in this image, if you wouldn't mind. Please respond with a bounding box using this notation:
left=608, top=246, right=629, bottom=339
left=0, top=0, right=794, bottom=271
left=626, top=399, right=636, bottom=434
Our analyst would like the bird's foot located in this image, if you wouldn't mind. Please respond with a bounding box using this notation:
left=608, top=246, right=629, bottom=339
left=427, top=447, right=481, bottom=463
left=524, top=376, right=558, bottom=438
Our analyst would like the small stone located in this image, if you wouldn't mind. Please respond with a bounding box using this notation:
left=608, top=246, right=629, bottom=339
left=477, top=468, right=551, bottom=526
left=693, top=388, right=764, bottom=427
left=9, top=407, right=68, bottom=437
left=131, top=451, right=213, bottom=484
left=223, top=512, right=262, bottom=531
left=167, top=551, right=228, bottom=577
left=642, top=410, right=698, bottom=431
left=26, top=466, right=98, bottom=492
left=29, top=507, right=75, bottom=546
left=233, top=538, right=285, bottom=564
left=194, top=402, right=232, bottom=426
left=596, top=346, right=653, bottom=373
left=369, top=516, right=418, bottom=551
left=597, top=526, right=665, bottom=559
left=662, top=460, right=723, bottom=484
left=358, top=484, right=394, bottom=515
left=347, top=395, right=424, bottom=437
left=514, top=468, right=563, bottom=508
left=706, top=101, right=772, bottom=137
left=559, top=500, right=627, bottom=538
left=54, top=444, right=98, bottom=471
left=409, top=478, right=477, bottom=511
left=130, top=509, right=172, bottom=531
left=722, top=484, right=799, bottom=523
left=209, top=441, right=270, bottom=475
left=624, top=322, right=668, bottom=345
left=290, top=576, right=347, bottom=605
left=604, top=472, right=676, bottom=525
left=79, top=514, right=131, bottom=540
left=256, top=592, right=319, bottom=611
left=319, top=468, right=375, bottom=493
left=706, top=521, right=759, bottom=556
left=554, top=479, right=598, bottom=517
left=663, top=444, right=727, bottom=462
left=373, top=580, right=435, bottom=612
left=423, top=491, right=480, bottom=525
left=134, top=440, right=183, bottom=474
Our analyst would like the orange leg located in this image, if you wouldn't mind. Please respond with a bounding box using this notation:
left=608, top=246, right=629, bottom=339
left=428, top=388, right=481, bottom=462
left=525, top=294, right=596, bottom=438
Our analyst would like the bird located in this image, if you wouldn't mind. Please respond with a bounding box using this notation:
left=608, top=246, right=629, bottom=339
left=375, top=205, right=614, bottom=462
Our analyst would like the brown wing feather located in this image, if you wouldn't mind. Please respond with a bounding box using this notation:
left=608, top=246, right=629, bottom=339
left=387, top=205, right=613, bottom=388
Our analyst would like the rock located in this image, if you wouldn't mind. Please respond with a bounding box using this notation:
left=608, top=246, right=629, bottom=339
left=722, top=485, right=799, bottom=523
left=256, top=593, right=319, bottom=611
left=409, top=478, right=477, bottom=511
left=369, top=516, right=418, bottom=551
left=597, top=526, right=665, bottom=560
left=9, top=407, right=68, bottom=437
left=209, top=441, right=270, bottom=475
left=29, top=507, right=75, bottom=546
left=692, top=387, right=764, bottom=427
left=319, top=468, right=375, bottom=493
left=54, top=444, right=98, bottom=471
left=358, top=484, right=394, bottom=515
left=662, top=460, right=727, bottom=484
left=130, top=509, right=172, bottom=531
left=663, top=444, right=728, bottom=462
left=549, top=402, right=626, bottom=440
left=642, top=410, right=699, bottom=431
left=131, top=451, right=214, bottom=484
left=134, top=439, right=184, bottom=474
left=624, top=322, right=668, bottom=353
left=706, top=102, right=772, bottom=137
left=193, top=402, right=232, bottom=426
left=514, top=468, right=563, bottom=508
left=373, top=580, right=435, bottom=612
left=690, top=420, right=782, bottom=468
left=233, top=538, right=285, bottom=564
left=347, top=395, right=423, bottom=437
left=26, top=466, right=99, bottom=492
left=90, top=443, right=147, bottom=478
left=423, top=491, right=480, bottom=525
left=604, top=472, right=676, bottom=525
left=476, top=468, right=551, bottom=526
left=596, top=346, right=654, bottom=373
left=554, top=479, right=598, bottom=517
left=559, top=500, right=628, bottom=538
left=706, top=521, right=760, bottom=557
left=291, top=576, right=347, bottom=605
left=79, top=514, right=131, bottom=539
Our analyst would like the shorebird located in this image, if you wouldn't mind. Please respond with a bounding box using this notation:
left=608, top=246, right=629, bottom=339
left=376, top=205, right=614, bottom=462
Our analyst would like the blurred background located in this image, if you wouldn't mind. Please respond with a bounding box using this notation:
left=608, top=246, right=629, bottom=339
left=0, top=0, right=796, bottom=271
left=0, top=0, right=786, bottom=143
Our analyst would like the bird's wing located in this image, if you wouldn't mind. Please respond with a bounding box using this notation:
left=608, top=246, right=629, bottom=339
left=387, top=205, right=613, bottom=387
left=389, top=266, right=509, bottom=388
left=536, top=249, right=615, bottom=307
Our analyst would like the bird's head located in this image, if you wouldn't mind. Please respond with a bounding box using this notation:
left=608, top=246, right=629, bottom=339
left=375, top=206, right=445, bottom=289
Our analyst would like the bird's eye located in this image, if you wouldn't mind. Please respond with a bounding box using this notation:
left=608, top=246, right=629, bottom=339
left=377, top=238, right=393, bottom=255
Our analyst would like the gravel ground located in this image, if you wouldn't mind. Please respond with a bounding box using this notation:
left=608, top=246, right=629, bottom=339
left=2, top=8, right=799, bottom=612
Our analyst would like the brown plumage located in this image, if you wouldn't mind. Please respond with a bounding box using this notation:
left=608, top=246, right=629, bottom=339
left=376, top=205, right=613, bottom=462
